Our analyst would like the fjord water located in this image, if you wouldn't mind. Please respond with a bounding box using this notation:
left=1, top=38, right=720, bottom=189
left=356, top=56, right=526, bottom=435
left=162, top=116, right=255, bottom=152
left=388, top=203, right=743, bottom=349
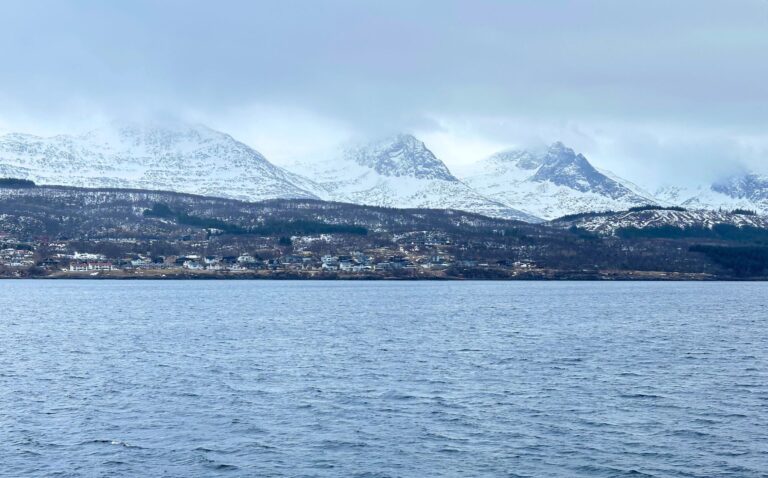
left=1, top=282, right=766, bottom=477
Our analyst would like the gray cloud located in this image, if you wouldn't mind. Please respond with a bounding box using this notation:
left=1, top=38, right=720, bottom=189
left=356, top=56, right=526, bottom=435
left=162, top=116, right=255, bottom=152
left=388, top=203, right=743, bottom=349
left=1, top=0, right=767, bottom=182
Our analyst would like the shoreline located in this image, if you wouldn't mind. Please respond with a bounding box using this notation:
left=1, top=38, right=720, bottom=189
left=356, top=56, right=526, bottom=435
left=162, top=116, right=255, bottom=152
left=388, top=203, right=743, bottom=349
left=2, top=270, right=764, bottom=281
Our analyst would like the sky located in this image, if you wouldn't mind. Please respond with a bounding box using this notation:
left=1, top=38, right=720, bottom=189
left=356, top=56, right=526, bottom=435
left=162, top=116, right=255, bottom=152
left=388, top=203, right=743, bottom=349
left=1, top=0, right=767, bottom=187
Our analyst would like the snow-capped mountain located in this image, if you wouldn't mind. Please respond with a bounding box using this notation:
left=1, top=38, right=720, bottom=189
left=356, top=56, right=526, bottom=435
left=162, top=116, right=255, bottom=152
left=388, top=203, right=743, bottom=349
left=346, top=134, right=456, bottom=181
left=0, top=123, right=320, bottom=201
left=654, top=185, right=751, bottom=211
left=713, top=172, right=768, bottom=203
left=4, top=121, right=764, bottom=224
left=708, top=172, right=768, bottom=212
left=286, top=134, right=539, bottom=222
left=463, top=142, right=657, bottom=220
left=655, top=172, right=768, bottom=214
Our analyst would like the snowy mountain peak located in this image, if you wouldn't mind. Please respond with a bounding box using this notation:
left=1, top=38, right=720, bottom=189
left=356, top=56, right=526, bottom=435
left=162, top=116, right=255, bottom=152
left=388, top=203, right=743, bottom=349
left=484, top=142, right=595, bottom=180
left=0, top=122, right=319, bottom=201
left=546, top=141, right=571, bottom=155
left=533, top=142, right=609, bottom=192
left=654, top=170, right=768, bottom=214
left=285, top=134, right=537, bottom=222
left=74, top=122, right=242, bottom=155
left=712, top=172, right=768, bottom=202
left=464, top=142, right=657, bottom=220
left=345, top=134, right=457, bottom=181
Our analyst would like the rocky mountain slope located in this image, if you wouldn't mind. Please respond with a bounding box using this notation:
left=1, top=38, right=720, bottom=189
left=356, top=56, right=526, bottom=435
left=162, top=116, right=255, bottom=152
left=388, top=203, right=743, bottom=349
left=2, top=121, right=766, bottom=223
left=463, top=142, right=657, bottom=220
left=0, top=123, right=320, bottom=202
left=712, top=172, right=768, bottom=208
left=286, top=134, right=539, bottom=222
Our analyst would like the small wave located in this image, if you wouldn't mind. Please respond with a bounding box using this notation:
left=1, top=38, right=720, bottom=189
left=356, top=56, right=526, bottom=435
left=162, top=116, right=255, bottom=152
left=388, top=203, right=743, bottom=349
left=175, top=391, right=201, bottom=398
left=379, top=391, right=417, bottom=400
left=202, top=462, right=239, bottom=471
left=82, top=439, right=144, bottom=449
left=575, top=464, right=657, bottom=477
left=17, top=450, right=42, bottom=457
left=618, top=393, right=664, bottom=400
left=318, top=440, right=369, bottom=450
left=437, top=447, right=462, bottom=453
left=670, top=429, right=713, bottom=438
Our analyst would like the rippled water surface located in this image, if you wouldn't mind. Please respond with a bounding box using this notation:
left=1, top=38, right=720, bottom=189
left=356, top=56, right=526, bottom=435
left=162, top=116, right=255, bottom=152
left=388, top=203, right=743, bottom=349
left=1, top=281, right=767, bottom=477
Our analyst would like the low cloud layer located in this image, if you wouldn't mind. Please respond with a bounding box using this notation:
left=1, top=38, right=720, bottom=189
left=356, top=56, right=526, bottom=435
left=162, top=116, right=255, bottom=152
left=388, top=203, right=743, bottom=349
left=1, top=0, right=767, bottom=185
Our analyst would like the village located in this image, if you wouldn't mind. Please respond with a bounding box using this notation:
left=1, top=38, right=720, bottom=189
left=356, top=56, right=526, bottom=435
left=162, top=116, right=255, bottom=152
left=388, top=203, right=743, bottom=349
left=0, top=229, right=539, bottom=279
left=0, top=191, right=752, bottom=280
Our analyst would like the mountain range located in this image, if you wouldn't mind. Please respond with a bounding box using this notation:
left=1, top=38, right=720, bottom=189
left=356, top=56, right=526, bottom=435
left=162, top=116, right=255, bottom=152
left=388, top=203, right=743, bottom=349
left=287, top=134, right=537, bottom=222
left=1, top=122, right=766, bottom=222
left=462, top=142, right=657, bottom=219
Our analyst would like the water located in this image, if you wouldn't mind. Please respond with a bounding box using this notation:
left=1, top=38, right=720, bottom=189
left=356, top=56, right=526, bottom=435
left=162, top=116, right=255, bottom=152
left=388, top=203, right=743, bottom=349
left=1, top=281, right=767, bottom=477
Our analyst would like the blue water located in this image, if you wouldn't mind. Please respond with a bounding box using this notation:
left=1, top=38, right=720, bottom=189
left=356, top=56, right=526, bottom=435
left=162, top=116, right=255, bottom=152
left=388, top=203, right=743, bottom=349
left=1, top=281, right=767, bottom=477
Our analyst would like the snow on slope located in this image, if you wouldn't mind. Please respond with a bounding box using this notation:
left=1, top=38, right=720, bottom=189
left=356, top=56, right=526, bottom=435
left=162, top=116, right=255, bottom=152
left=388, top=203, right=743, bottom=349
left=552, top=208, right=768, bottom=235
left=0, top=123, right=320, bottom=201
left=9, top=121, right=764, bottom=223
left=656, top=185, right=753, bottom=211
left=463, top=142, right=657, bottom=220
left=654, top=172, right=768, bottom=214
left=286, top=134, right=540, bottom=222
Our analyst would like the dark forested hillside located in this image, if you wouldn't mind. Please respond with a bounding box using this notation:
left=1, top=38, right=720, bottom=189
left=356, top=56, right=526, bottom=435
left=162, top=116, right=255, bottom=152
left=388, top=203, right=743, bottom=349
left=1, top=184, right=767, bottom=279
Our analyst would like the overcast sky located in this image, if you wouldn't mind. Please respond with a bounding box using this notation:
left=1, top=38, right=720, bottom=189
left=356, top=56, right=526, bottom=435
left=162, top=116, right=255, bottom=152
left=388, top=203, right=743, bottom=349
left=1, top=0, right=767, bottom=186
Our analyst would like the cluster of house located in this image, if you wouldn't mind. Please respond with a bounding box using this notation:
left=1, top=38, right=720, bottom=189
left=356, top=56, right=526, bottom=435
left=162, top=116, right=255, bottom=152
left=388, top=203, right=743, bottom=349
left=177, top=254, right=249, bottom=271
left=0, top=247, right=35, bottom=268
left=64, top=252, right=116, bottom=272
left=58, top=250, right=468, bottom=274
left=0, top=230, right=537, bottom=275
left=178, top=252, right=418, bottom=272
left=319, top=254, right=439, bottom=272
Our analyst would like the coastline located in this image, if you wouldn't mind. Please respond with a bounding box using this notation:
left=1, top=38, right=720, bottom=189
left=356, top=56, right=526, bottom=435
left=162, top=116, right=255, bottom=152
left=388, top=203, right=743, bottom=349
left=2, top=269, right=761, bottom=281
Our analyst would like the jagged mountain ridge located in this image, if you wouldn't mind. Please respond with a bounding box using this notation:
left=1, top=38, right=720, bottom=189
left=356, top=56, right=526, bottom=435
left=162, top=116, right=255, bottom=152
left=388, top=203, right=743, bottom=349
left=2, top=122, right=766, bottom=222
left=531, top=143, right=636, bottom=198
left=0, top=123, right=321, bottom=202
left=463, top=142, right=657, bottom=220
left=287, top=134, right=540, bottom=222
left=0, top=126, right=539, bottom=222
left=344, top=134, right=456, bottom=181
